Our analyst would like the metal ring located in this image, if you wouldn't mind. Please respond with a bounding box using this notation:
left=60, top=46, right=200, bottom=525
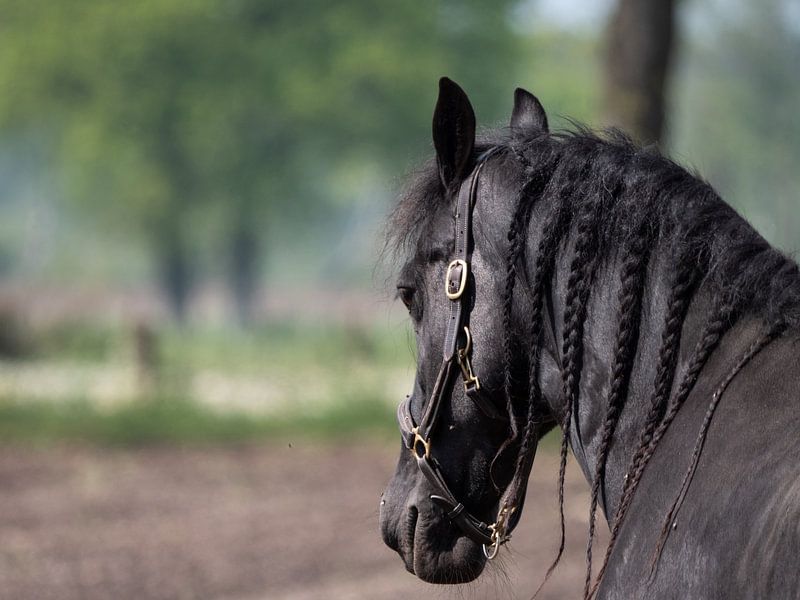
left=482, top=534, right=501, bottom=560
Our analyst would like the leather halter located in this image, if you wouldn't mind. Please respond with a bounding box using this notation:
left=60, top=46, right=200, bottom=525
left=396, top=154, right=535, bottom=559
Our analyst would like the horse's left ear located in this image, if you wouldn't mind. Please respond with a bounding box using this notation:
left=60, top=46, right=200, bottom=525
left=433, top=77, right=476, bottom=191
left=510, top=88, right=548, bottom=133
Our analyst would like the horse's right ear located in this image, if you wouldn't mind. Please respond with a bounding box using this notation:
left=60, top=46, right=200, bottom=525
left=433, top=77, right=476, bottom=192
left=510, top=88, right=548, bottom=133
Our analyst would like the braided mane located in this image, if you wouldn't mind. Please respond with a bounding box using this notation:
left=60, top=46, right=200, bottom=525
left=387, top=124, right=800, bottom=597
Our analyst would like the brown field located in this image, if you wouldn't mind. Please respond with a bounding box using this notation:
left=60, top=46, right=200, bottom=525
left=0, top=441, right=604, bottom=600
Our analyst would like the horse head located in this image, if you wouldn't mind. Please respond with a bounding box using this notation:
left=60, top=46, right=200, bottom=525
left=379, top=78, right=557, bottom=583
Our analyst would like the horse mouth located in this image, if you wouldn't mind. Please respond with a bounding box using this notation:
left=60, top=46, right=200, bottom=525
left=406, top=505, right=487, bottom=584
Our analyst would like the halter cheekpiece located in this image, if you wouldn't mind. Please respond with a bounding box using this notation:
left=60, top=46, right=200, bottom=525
left=396, top=152, right=525, bottom=559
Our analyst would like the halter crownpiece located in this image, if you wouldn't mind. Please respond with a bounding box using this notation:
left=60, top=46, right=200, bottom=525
left=396, top=153, right=535, bottom=559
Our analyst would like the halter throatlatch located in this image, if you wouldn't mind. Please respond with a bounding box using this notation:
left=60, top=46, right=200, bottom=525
left=396, top=156, right=538, bottom=559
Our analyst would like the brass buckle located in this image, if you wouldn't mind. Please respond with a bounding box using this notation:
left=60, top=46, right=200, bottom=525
left=411, top=427, right=431, bottom=459
left=445, top=259, right=468, bottom=300
left=456, top=326, right=480, bottom=391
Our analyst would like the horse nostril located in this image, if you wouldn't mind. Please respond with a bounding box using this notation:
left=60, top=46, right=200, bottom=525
left=405, top=505, right=419, bottom=547
left=404, top=506, right=419, bottom=573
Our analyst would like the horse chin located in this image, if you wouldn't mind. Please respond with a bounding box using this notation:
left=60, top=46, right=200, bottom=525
left=408, top=510, right=487, bottom=584
left=412, top=537, right=486, bottom=584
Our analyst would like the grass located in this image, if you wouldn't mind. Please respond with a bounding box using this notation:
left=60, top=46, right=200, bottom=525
left=23, top=319, right=414, bottom=371
left=0, top=319, right=569, bottom=449
left=0, top=396, right=567, bottom=455
left=0, top=318, right=412, bottom=446
left=0, top=395, right=398, bottom=446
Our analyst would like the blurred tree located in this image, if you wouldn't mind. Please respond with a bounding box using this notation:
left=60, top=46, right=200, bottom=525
left=0, top=1, right=228, bottom=320
left=0, top=0, right=521, bottom=323
left=602, top=0, right=677, bottom=143
left=672, top=0, right=800, bottom=251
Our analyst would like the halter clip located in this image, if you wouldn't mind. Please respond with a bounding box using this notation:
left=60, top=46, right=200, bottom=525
left=482, top=504, right=514, bottom=560
left=457, top=326, right=480, bottom=391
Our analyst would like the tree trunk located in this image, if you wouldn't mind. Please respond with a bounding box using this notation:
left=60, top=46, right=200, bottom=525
left=156, top=222, right=192, bottom=323
left=229, top=214, right=260, bottom=326
left=603, top=0, right=677, bottom=144
left=153, top=102, right=195, bottom=324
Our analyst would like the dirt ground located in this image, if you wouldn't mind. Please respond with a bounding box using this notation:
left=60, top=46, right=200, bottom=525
left=0, top=441, right=606, bottom=600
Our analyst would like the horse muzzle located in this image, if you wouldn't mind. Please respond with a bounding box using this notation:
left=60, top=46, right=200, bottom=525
left=380, top=484, right=487, bottom=584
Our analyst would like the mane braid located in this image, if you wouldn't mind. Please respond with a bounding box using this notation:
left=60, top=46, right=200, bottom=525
left=613, top=262, right=696, bottom=478
left=589, top=256, right=700, bottom=597
left=517, top=172, right=579, bottom=596
left=495, top=146, right=560, bottom=496
left=554, top=152, right=616, bottom=580
left=498, top=153, right=548, bottom=456
left=591, top=257, right=763, bottom=595
left=648, top=323, right=784, bottom=575
left=583, top=216, right=655, bottom=600
left=632, top=259, right=700, bottom=466
left=525, top=142, right=606, bottom=583
left=628, top=246, right=792, bottom=501
left=500, top=161, right=533, bottom=448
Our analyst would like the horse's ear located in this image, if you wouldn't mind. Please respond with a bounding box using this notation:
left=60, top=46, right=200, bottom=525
left=510, top=88, right=548, bottom=133
left=433, top=77, right=476, bottom=191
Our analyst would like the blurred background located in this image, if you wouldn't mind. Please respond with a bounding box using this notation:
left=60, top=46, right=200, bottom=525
left=0, top=0, right=797, bottom=598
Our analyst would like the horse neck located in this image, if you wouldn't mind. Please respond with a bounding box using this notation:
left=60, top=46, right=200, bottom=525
left=527, top=228, right=714, bottom=521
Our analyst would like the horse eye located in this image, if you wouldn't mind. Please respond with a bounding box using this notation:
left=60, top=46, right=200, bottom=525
left=397, top=286, right=415, bottom=309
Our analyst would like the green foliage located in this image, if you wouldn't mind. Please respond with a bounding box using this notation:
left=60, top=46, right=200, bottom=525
left=517, top=29, right=602, bottom=127
left=672, top=0, right=800, bottom=251
left=31, top=321, right=123, bottom=362
left=0, top=0, right=528, bottom=317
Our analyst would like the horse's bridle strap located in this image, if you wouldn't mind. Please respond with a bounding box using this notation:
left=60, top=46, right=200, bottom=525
left=396, top=154, right=526, bottom=552
left=442, top=164, right=482, bottom=361
left=397, top=397, right=495, bottom=546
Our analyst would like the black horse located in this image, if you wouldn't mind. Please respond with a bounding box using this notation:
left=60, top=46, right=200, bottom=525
left=379, top=78, right=800, bottom=598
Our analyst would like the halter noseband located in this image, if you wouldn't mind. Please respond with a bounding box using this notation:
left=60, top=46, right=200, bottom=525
left=396, top=153, right=534, bottom=559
